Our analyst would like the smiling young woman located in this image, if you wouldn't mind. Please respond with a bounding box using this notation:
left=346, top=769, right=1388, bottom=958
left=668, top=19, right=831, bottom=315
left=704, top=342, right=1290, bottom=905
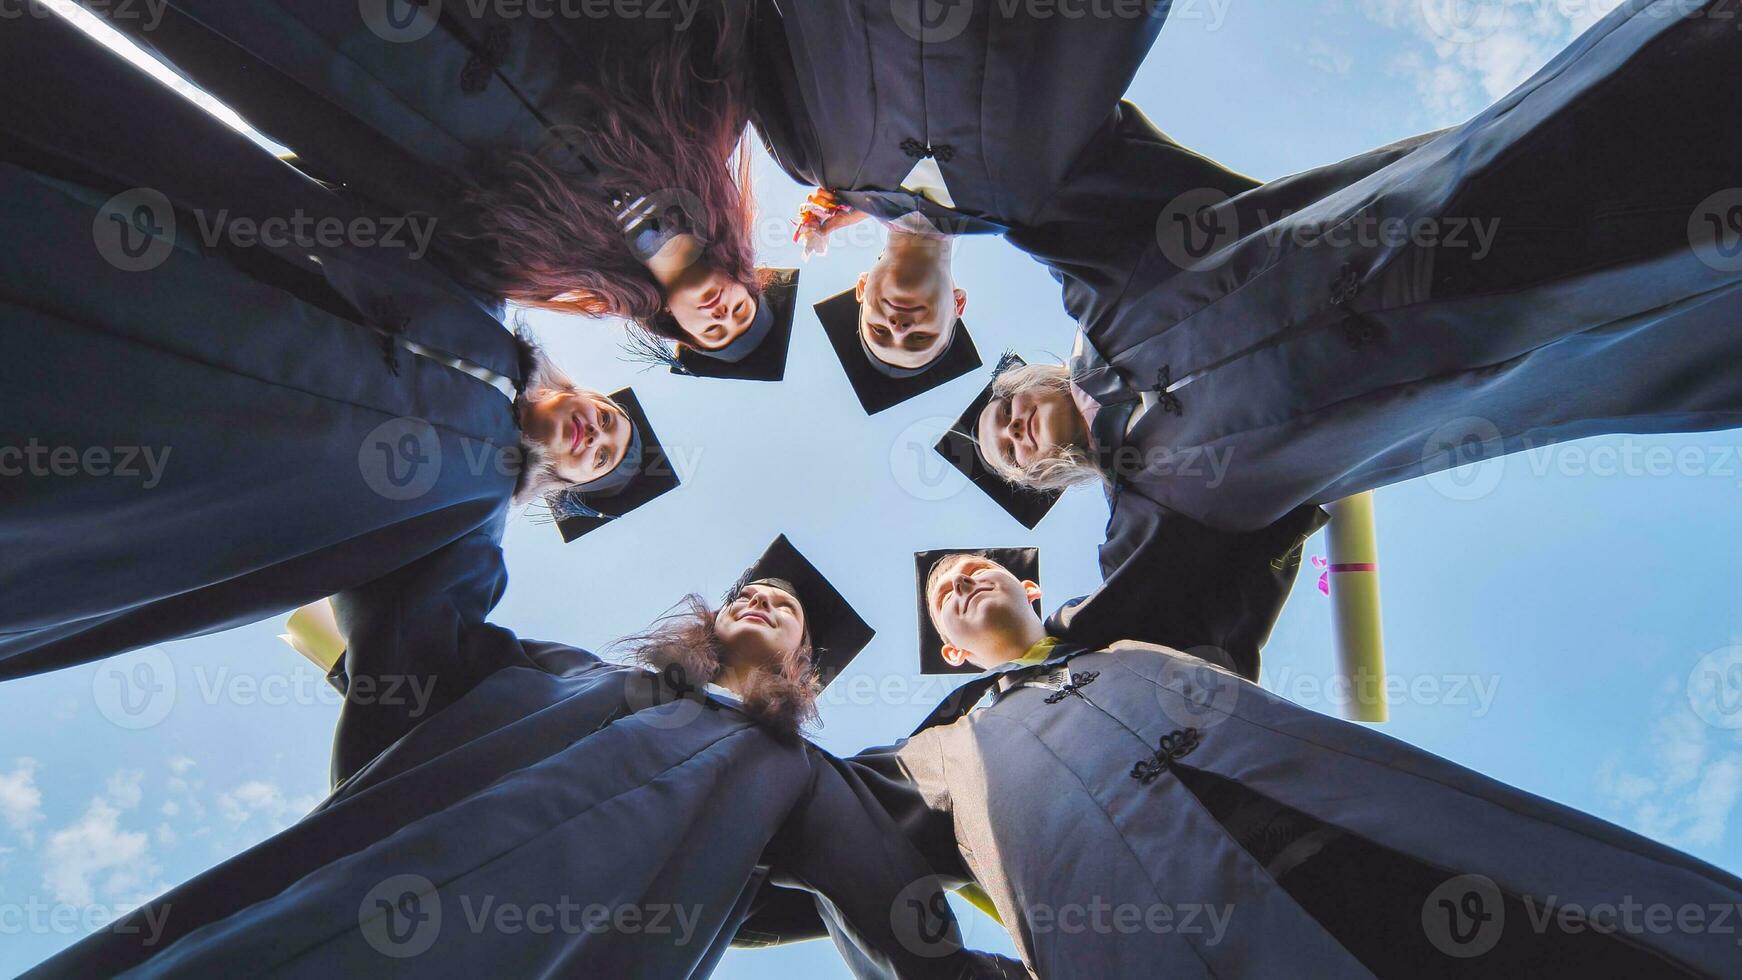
left=26, top=531, right=1020, bottom=978
left=87, top=0, right=779, bottom=365
left=0, top=15, right=650, bottom=681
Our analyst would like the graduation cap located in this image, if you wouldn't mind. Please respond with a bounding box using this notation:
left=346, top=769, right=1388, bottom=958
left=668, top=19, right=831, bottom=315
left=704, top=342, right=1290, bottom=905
left=550, top=387, right=680, bottom=542
left=934, top=353, right=1064, bottom=530
left=914, top=548, right=1042, bottom=675
left=729, top=535, right=875, bottom=691
left=666, top=268, right=801, bottom=382
left=814, top=287, right=983, bottom=415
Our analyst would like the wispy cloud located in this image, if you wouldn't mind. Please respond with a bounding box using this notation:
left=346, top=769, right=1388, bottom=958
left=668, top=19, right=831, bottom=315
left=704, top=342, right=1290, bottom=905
left=1598, top=703, right=1742, bottom=852
left=0, top=758, right=44, bottom=847
left=216, top=780, right=321, bottom=833
left=1356, top=0, right=1625, bottom=123
left=1303, top=36, right=1355, bottom=75
left=41, top=797, right=153, bottom=907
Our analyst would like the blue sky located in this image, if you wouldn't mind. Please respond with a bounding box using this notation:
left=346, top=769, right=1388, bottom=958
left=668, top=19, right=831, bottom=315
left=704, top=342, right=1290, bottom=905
left=7, top=0, right=1742, bottom=973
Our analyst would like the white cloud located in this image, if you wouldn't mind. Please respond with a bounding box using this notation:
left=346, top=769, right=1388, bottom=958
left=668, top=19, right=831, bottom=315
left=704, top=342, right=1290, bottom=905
left=1360, top=0, right=1625, bottom=124
left=106, top=770, right=145, bottom=811
left=40, top=798, right=153, bottom=907
left=0, top=758, right=45, bottom=846
left=1598, top=701, right=1742, bottom=853
left=1304, top=37, right=1355, bottom=76
left=216, top=781, right=321, bottom=832
left=167, top=757, right=195, bottom=776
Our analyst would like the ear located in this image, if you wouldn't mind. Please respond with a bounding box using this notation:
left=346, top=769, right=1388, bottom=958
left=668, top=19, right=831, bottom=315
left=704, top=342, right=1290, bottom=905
left=854, top=271, right=870, bottom=302
left=1022, top=580, right=1042, bottom=604
left=941, top=644, right=971, bottom=668
left=953, top=287, right=967, bottom=318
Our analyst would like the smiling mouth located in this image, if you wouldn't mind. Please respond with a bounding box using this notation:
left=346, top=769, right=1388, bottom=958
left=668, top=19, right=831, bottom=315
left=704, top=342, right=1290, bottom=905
left=740, top=611, right=773, bottom=627
left=962, top=586, right=990, bottom=611
left=568, top=414, right=584, bottom=454
left=1026, top=413, right=1038, bottom=445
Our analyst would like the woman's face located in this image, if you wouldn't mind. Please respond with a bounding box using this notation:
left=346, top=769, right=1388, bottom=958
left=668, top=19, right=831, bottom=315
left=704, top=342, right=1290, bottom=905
left=518, top=389, right=633, bottom=486
left=665, top=264, right=758, bottom=351
left=974, top=386, right=1087, bottom=474
left=714, top=583, right=806, bottom=670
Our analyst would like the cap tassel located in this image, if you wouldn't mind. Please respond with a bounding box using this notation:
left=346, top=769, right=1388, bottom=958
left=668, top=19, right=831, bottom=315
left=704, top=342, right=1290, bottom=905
left=619, top=327, right=687, bottom=374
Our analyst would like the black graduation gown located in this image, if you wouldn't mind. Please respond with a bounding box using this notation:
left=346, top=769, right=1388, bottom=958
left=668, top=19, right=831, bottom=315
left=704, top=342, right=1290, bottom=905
left=80, top=0, right=691, bottom=235
left=0, top=16, right=523, bottom=678
left=1047, top=488, right=1325, bottom=681
left=751, top=0, right=1253, bottom=237
left=1059, top=0, right=1742, bottom=533
left=26, top=520, right=1012, bottom=979
left=849, top=641, right=1742, bottom=977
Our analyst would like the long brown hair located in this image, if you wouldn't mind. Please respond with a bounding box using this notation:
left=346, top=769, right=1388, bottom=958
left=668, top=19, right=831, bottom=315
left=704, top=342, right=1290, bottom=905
left=461, top=7, right=761, bottom=340
left=611, top=595, right=821, bottom=736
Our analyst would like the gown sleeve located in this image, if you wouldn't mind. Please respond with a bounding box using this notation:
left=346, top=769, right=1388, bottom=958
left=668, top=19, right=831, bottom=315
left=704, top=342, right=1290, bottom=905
left=1047, top=486, right=1327, bottom=680
left=764, top=748, right=1022, bottom=979
left=327, top=511, right=524, bottom=784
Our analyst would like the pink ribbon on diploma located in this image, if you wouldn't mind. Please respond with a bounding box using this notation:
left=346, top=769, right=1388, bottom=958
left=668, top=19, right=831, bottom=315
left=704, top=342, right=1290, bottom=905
left=1312, top=556, right=1379, bottom=596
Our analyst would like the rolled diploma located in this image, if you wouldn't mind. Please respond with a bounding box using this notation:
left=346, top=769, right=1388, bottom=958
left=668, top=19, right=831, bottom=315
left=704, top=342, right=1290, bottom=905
left=1324, top=492, right=1387, bottom=722
left=278, top=598, right=345, bottom=674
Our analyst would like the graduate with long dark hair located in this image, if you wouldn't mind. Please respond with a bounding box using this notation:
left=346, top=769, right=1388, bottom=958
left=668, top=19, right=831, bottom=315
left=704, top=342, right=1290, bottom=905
left=86, top=0, right=799, bottom=372
left=27, top=529, right=1019, bottom=978
left=0, top=14, right=660, bottom=678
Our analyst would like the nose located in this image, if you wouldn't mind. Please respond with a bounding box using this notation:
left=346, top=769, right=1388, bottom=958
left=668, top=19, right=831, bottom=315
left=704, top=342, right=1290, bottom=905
left=1005, top=403, right=1027, bottom=445
left=953, top=572, right=976, bottom=606
left=747, top=590, right=772, bottom=611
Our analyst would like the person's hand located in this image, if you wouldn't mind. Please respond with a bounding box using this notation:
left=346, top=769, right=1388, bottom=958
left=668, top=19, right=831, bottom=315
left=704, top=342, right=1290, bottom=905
left=793, top=188, right=867, bottom=259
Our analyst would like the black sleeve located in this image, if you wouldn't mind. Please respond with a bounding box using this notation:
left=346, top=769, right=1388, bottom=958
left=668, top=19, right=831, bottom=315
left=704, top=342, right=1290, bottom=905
left=760, top=749, right=1016, bottom=979
left=1048, top=487, right=1327, bottom=680
left=328, top=514, right=520, bottom=785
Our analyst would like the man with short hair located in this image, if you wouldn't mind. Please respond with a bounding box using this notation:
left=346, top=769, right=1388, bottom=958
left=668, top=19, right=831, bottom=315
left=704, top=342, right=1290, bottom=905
left=844, top=550, right=1742, bottom=977
left=752, top=0, right=1255, bottom=376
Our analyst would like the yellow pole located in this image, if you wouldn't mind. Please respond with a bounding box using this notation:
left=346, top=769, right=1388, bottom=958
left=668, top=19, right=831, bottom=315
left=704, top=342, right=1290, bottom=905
left=1324, top=493, right=1388, bottom=722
